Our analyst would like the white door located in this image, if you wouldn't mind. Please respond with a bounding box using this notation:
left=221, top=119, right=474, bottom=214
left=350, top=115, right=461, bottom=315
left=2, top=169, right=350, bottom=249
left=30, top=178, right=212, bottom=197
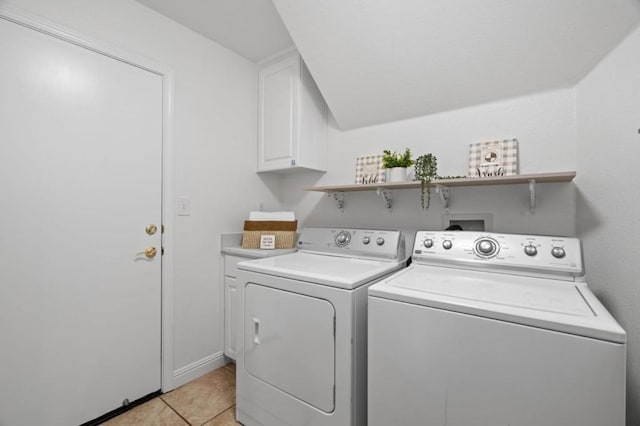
left=0, top=17, right=163, bottom=426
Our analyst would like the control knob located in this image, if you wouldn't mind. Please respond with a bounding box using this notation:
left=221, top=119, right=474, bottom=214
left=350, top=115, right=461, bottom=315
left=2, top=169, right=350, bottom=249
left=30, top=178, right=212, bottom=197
left=524, top=245, right=538, bottom=256
left=335, top=231, right=351, bottom=247
left=362, top=236, right=371, bottom=245
left=423, top=239, right=434, bottom=248
left=551, top=246, right=566, bottom=259
left=474, top=239, right=498, bottom=257
left=477, top=240, right=495, bottom=254
left=376, top=237, right=385, bottom=246
left=474, top=238, right=499, bottom=257
left=442, top=240, right=453, bottom=250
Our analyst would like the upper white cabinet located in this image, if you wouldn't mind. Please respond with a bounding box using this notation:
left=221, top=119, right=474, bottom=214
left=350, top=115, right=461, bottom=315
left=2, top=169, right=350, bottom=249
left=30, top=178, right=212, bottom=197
left=258, top=50, right=328, bottom=173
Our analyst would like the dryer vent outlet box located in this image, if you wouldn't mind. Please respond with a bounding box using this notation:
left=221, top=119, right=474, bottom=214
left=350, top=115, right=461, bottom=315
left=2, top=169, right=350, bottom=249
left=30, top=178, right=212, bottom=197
left=443, top=214, right=493, bottom=232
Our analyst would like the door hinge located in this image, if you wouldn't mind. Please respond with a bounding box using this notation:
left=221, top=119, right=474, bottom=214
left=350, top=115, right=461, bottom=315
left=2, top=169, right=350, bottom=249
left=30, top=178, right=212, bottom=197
left=161, top=247, right=165, bottom=255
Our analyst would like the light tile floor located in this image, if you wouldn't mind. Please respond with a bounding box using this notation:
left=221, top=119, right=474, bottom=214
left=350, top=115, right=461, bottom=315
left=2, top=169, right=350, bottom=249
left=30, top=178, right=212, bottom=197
left=104, top=363, right=240, bottom=426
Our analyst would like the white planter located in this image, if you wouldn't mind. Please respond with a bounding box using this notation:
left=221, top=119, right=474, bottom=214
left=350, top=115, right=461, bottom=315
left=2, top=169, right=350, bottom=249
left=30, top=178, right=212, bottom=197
left=386, top=167, right=408, bottom=182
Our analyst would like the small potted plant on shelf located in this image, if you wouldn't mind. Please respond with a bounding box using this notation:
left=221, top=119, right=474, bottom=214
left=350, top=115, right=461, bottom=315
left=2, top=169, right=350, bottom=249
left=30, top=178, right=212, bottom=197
left=382, top=148, right=414, bottom=182
left=414, top=154, right=438, bottom=209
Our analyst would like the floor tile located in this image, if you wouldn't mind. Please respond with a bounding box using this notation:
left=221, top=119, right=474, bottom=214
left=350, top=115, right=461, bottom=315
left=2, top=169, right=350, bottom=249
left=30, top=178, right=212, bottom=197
left=224, top=362, right=235, bottom=375
left=203, top=406, right=240, bottom=425
left=103, top=397, right=187, bottom=426
left=161, top=368, right=235, bottom=425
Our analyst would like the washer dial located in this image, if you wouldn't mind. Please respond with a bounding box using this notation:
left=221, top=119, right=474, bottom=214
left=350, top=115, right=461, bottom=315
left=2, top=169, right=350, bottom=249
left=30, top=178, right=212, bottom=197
left=335, top=231, right=351, bottom=247
left=474, top=238, right=499, bottom=258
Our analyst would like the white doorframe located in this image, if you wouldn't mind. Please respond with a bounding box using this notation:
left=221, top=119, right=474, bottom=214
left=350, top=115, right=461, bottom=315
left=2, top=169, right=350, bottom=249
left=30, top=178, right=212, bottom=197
left=0, top=5, right=177, bottom=392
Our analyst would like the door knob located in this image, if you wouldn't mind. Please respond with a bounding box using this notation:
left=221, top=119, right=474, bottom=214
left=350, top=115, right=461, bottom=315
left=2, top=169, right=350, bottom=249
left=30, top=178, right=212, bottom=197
left=144, top=247, right=157, bottom=258
left=146, top=224, right=157, bottom=235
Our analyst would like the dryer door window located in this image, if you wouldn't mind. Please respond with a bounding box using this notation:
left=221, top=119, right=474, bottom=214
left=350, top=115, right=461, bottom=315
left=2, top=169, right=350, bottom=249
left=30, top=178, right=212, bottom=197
left=244, top=283, right=336, bottom=413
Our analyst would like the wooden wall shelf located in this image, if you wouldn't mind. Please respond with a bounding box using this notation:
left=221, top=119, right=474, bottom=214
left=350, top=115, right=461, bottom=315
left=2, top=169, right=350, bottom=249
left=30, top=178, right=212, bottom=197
left=304, top=171, right=576, bottom=213
left=305, top=172, right=576, bottom=192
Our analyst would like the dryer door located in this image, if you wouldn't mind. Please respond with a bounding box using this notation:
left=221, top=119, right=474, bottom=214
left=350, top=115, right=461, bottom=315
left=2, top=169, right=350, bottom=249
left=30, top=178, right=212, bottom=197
left=244, top=283, right=336, bottom=413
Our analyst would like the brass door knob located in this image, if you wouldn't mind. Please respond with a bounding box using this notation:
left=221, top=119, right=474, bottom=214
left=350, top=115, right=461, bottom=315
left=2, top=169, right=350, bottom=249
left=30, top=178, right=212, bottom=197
left=146, top=224, right=158, bottom=235
left=144, top=247, right=157, bottom=258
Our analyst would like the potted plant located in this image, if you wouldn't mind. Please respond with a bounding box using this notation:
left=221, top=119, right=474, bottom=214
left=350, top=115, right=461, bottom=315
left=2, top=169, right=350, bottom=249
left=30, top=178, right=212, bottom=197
left=414, top=154, right=438, bottom=209
left=382, top=148, right=414, bottom=182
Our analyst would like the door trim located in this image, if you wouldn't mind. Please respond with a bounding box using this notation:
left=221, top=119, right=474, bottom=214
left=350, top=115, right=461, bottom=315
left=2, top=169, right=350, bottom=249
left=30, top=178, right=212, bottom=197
left=0, top=5, right=177, bottom=392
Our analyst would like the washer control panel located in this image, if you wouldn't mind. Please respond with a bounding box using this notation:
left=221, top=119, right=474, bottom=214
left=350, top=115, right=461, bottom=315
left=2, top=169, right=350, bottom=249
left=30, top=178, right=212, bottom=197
left=412, top=231, right=583, bottom=277
left=297, top=227, right=404, bottom=260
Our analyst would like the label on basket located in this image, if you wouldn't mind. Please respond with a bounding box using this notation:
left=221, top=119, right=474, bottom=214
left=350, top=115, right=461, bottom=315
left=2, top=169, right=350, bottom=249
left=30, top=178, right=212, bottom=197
left=260, top=234, right=276, bottom=250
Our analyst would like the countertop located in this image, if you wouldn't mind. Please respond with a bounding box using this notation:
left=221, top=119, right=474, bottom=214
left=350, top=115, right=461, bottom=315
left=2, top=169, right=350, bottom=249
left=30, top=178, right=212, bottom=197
left=220, top=233, right=297, bottom=259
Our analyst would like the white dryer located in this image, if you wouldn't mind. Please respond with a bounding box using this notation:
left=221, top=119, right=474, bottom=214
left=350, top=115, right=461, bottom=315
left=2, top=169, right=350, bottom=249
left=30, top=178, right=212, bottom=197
left=236, top=227, right=406, bottom=426
left=368, top=231, right=626, bottom=426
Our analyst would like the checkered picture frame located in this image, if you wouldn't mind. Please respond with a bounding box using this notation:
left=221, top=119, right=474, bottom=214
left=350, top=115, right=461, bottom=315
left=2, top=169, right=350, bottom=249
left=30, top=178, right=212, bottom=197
left=355, top=155, right=386, bottom=184
left=468, top=139, right=519, bottom=178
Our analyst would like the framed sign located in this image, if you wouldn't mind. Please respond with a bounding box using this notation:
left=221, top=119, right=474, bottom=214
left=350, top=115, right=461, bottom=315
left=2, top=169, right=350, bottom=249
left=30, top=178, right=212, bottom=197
left=468, top=139, right=519, bottom=178
left=259, top=234, right=276, bottom=249
left=355, top=155, right=386, bottom=184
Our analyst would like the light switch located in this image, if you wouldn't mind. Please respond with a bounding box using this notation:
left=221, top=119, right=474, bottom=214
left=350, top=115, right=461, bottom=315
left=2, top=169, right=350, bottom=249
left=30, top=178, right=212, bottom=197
left=177, top=196, right=190, bottom=216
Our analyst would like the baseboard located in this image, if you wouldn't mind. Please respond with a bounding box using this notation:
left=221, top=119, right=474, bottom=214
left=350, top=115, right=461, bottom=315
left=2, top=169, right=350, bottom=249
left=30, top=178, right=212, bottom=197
left=172, top=351, right=227, bottom=388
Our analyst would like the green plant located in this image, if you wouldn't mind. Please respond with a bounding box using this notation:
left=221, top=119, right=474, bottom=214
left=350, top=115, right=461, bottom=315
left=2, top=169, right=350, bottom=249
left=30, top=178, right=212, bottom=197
left=414, top=154, right=438, bottom=209
left=382, top=148, right=414, bottom=169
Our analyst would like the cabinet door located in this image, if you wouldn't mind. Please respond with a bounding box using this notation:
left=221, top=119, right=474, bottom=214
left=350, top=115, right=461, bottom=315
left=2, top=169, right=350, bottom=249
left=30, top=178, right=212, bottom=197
left=224, top=276, right=239, bottom=359
left=258, top=54, right=300, bottom=171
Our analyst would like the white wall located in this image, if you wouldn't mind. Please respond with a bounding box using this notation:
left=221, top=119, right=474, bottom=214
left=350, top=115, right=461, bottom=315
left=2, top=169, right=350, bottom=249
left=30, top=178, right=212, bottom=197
left=4, top=0, right=281, bottom=382
left=576, top=25, right=640, bottom=425
left=281, top=88, right=578, bottom=253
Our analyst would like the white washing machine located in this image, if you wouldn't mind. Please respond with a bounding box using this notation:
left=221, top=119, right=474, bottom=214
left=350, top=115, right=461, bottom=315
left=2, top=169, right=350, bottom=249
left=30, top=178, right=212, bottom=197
left=368, top=231, right=626, bottom=426
left=236, top=227, right=406, bottom=426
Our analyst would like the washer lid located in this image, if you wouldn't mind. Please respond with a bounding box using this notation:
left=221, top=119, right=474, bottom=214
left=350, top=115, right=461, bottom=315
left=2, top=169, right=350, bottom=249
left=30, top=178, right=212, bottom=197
left=238, top=252, right=404, bottom=289
left=369, top=265, right=626, bottom=343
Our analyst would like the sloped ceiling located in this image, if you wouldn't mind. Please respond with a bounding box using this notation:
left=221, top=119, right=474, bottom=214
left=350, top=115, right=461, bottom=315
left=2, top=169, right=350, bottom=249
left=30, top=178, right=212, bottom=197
left=273, top=0, right=640, bottom=129
left=136, top=0, right=293, bottom=62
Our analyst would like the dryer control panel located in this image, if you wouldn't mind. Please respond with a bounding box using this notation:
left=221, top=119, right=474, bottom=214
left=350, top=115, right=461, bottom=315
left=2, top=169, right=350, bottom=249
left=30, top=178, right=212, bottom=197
left=297, top=227, right=405, bottom=261
left=413, top=231, right=583, bottom=279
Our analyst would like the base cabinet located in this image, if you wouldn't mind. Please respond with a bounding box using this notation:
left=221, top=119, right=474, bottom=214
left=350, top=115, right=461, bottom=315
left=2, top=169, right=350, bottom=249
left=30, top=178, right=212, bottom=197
left=223, top=255, right=246, bottom=360
left=224, top=276, right=239, bottom=359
